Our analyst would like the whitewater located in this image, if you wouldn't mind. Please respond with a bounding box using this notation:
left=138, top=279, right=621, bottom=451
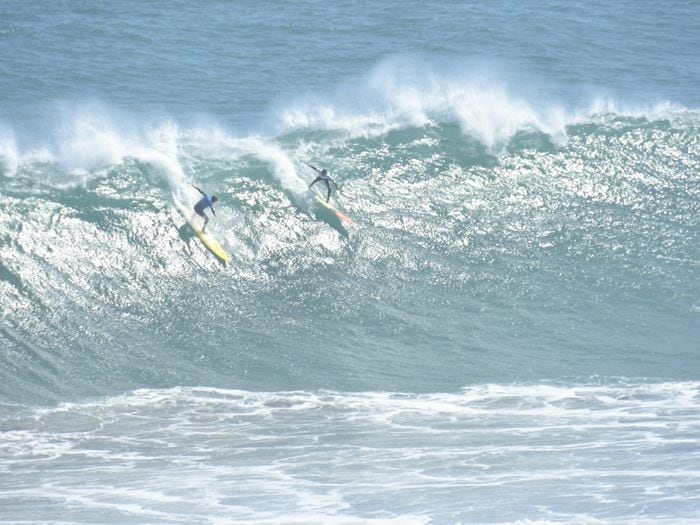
left=1, top=1, right=699, bottom=523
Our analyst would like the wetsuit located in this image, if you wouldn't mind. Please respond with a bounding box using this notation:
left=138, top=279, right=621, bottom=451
left=307, top=164, right=338, bottom=202
left=192, top=186, right=216, bottom=232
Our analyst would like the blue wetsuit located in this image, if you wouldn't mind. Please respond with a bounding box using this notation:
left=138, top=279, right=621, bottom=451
left=192, top=186, right=217, bottom=231
left=194, top=194, right=215, bottom=216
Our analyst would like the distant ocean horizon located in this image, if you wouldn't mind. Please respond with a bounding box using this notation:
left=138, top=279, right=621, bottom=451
left=1, top=1, right=699, bottom=523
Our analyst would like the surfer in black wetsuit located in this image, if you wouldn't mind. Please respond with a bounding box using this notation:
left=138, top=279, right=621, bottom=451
left=306, top=163, right=338, bottom=203
left=192, top=185, right=218, bottom=233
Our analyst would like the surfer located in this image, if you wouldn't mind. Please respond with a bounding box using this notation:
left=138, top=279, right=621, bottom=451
left=192, top=185, right=218, bottom=233
left=306, top=163, right=338, bottom=203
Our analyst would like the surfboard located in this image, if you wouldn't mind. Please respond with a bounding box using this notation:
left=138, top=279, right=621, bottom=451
left=176, top=202, right=232, bottom=263
left=311, top=188, right=353, bottom=225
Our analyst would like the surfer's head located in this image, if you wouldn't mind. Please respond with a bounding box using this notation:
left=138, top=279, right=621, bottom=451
left=321, top=169, right=328, bottom=176
left=211, top=195, right=219, bottom=203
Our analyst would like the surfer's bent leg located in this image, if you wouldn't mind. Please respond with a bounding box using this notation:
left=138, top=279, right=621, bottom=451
left=325, top=181, right=331, bottom=202
left=194, top=204, right=209, bottom=232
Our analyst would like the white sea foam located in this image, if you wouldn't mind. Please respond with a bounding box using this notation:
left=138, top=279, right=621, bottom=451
left=0, top=382, right=700, bottom=524
left=274, top=58, right=695, bottom=149
left=0, top=127, right=20, bottom=177
left=1, top=68, right=694, bottom=199
left=2, top=381, right=698, bottom=523
left=0, top=106, right=318, bottom=207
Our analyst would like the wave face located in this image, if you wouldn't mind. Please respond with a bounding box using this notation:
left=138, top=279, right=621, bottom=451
left=1, top=100, right=699, bottom=404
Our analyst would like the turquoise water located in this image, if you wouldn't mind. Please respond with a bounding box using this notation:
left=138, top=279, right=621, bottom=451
left=1, top=1, right=699, bottom=523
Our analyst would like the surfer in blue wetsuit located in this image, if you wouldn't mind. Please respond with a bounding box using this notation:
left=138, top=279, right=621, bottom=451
left=306, top=163, right=338, bottom=203
left=192, top=185, right=218, bottom=233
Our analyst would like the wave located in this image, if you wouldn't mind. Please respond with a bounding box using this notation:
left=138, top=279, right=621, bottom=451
left=1, top=93, right=695, bottom=205
left=2, top=57, right=697, bottom=183
left=273, top=58, right=695, bottom=146
left=1, top=69, right=699, bottom=405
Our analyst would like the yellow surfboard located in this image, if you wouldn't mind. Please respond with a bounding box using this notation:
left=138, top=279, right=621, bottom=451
left=176, top=202, right=232, bottom=263
left=312, top=188, right=353, bottom=225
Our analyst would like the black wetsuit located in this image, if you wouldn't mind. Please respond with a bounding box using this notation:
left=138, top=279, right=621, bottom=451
left=308, top=165, right=338, bottom=202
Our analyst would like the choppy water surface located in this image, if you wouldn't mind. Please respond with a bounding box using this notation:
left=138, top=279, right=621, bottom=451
left=1, top=0, right=699, bottom=523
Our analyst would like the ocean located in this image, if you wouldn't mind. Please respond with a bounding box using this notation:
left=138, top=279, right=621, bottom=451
left=1, top=1, right=699, bottom=523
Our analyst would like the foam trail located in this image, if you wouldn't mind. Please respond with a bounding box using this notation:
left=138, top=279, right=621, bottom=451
left=137, top=122, right=191, bottom=204
left=56, top=111, right=130, bottom=174
left=169, top=125, right=309, bottom=198
left=3, top=107, right=195, bottom=204
left=239, top=137, right=308, bottom=196
left=0, top=128, right=55, bottom=182
left=0, top=128, right=19, bottom=177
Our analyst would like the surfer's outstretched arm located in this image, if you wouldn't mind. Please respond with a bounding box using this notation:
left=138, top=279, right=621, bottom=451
left=192, top=184, right=205, bottom=195
left=305, top=162, right=320, bottom=173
